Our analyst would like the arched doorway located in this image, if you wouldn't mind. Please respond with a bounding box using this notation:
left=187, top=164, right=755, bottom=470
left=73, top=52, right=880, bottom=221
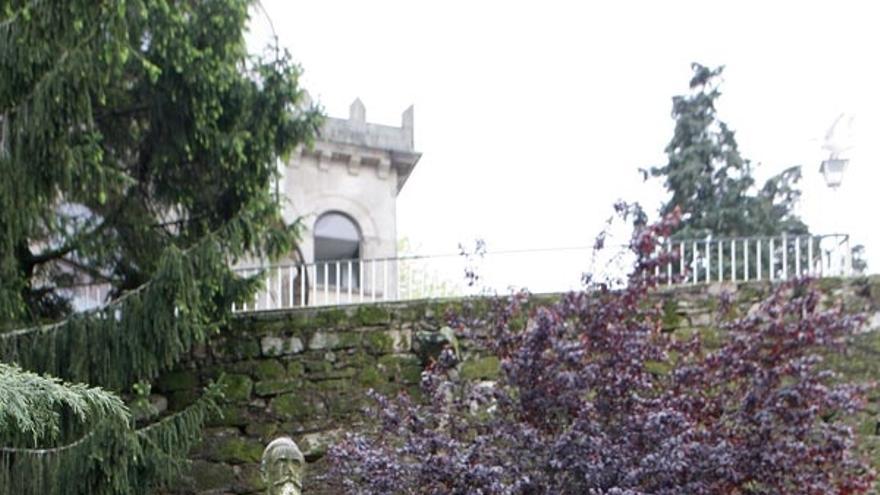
left=314, top=212, right=361, bottom=291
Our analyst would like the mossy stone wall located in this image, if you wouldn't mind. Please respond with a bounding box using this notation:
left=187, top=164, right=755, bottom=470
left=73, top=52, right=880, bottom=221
left=158, top=276, right=880, bottom=494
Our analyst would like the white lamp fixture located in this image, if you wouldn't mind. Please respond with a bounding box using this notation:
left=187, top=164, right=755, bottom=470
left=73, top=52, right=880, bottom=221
left=819, top=156, right=848, bottom=189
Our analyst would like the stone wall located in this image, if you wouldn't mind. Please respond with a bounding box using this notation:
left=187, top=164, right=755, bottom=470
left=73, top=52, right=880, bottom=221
left=158, top=276, right=880, bottom=494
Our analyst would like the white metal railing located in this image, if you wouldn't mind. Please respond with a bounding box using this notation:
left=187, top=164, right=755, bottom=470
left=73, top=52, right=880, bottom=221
left=61, top=233, right=854, bottom=313
left=655, top=233, right=852, bottom=286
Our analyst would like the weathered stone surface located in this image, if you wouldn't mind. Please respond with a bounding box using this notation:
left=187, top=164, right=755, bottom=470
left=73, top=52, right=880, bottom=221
left=219, top=373, right=253, bottom=402
left=255, top=379, right=302, bottom=397
left=188, top=460, right=236, bottom=492
left=253, top=359, right=287, bottom=380
left=153, top=277, right=880, bottom=494
left=309, top=331, right=361, bottom=350
left=460, top=356, right=501, bottom=380
left=156, top=370, right=198, bottom=392
left=261, top=335, right=304, bottom=356
left=355, top=305, right=391, bottom=325
left=298, top=429, right=342, bottom=461
left=271, top=392, right=325, bottom=420
left=378, top=354, right=422, bottom=383
left=413, top=326, right=456, bottom=364
left=211, top=437, right=264, bottom=464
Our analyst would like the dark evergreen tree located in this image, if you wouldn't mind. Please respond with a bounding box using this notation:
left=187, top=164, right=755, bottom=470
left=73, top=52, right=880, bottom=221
left=0, top=1, right=320, bottom=492
left=649, top=63, right=808, bottom=239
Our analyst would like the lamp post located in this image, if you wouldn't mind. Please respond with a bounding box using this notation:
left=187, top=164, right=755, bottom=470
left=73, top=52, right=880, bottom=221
left=818, top=113, right=854, bottom=275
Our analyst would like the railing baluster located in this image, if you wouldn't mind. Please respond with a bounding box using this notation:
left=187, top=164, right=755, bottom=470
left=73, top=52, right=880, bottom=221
left=347, top=260, right=353, bottom=303
left=795, top=236, right=801, bottom=278
left=276, top=265, right=282, bottom=309
left=692, top=241, right=698, bottom=284
left=705, top=238, right=711, bottom=283
left=782, top=234, right=788, bottom=280
left=371, top=260, right=377, bottom=302
left=359, top=261, right=364, bottom=303
left=808, top=236, right=814, bottom=277
left=335, top=261, right=341, bottom=304
left=666, top=240, right=672, bottom=286
left=300, top=264, right=306, bottom=307
left=757, top=238, right=762, bottom=281
left=286, top=265, right=292, bottom=308
left=654, top=242, right=660, bottom=279
left=679, top=242, right=684, bottom=283
left=769, top=238, right=775, bottom=281
left=731, top=239, right=736, bottom=282
left=717, top=240, right=722, bottom=282
left=743, top=238, right=749, bottom=282
left=323, top=262, right=329, bottom=305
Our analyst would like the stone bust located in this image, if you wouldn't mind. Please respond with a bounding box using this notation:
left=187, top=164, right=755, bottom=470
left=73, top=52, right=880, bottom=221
left=261, top=437, right=305, bottom=495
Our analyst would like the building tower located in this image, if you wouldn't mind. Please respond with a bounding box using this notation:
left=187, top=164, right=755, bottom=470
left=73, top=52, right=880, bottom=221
left=276, top=98, right=421, bottom=302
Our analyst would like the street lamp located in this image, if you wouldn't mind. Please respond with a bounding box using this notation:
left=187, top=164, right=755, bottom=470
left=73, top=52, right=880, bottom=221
left=817, top=113, right=855, bottom=275
left=819, top=156, right=848, bottom=189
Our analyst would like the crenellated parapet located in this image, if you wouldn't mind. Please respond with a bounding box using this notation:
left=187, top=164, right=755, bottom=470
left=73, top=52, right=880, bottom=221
left=291, top=97, right=421, bottom=193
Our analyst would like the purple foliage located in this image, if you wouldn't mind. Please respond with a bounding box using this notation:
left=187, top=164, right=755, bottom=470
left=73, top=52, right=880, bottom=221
left=327, top=211, right=875, bottom=494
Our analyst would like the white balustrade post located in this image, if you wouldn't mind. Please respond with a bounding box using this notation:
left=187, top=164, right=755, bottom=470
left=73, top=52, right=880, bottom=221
left=679, top=242, right=684, bottom=283
left=654, top=243, right=660, bottom=279
left=287, top=266, right=293, bottom=308
left=335, top=261, right=341, bottom=304
left=705, top=237, right=711, bottom=283
left=756, top=238, right=762, bottom=281
left=359, top=261, right=364, bottom=303
left=743, top=239, right=749, bottom=282
left=731, top=239, right=736, bottom=282
left=845, top=236, right=853, bottom=276
left=808, top=236, right=814, bottom=277
left=383, top=259, right=389, bottom=301
left=276, top=265, right=282, bottom=309
left=323, top=262, right=329, bottom=305
left=692, top=241, right=698, bottom=284
left=347, top=260, right=353, bottom=303
left=300, top=264, right=306, bottom=307
left=795, top=236, right=801, bottom=278
left=371, top=260, right=377, bottom=302
left=769, top=239, right=775, bottom=281
left=782, top=235, right=788, bottom=280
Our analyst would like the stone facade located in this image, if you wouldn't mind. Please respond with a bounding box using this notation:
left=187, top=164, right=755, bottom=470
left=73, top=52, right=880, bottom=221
left=158, top=277, right=880, bottom=493
left=278, top=98, right=420, bottom=266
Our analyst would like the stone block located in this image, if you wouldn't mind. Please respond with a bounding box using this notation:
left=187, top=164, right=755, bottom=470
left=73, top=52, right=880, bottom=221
left=189, top=460, right=236, bottom=491
left=460, top=356, right=501, bottom=381
left=261, top=335, right=304, bottom=356
left=254, top=379, right=301, bottom=397
left=219, top=373, right=253, bottom=402
left=355, top=305, right=391, bottom=325
left=210, top=437, right=264, bottom=464
left=298, top=429, right=343, bottom=461
left=271, top=392, right=324, bottom=420
left=253, top=359, right=287, bottom=380
left=309, top=331, right=361, bottom=350
left=156, top=370, right=198, bottom=392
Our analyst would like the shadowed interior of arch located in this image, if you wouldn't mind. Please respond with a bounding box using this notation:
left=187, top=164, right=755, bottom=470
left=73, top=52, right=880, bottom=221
left=314, top=212, right=361, bottom=289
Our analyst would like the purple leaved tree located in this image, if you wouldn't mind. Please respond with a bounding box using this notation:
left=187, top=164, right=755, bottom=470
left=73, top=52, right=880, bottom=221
left=327, top=210, right=875, bottom=494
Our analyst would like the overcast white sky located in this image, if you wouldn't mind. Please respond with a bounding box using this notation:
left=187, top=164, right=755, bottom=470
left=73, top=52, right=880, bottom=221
left=248, top=0, right=880, bottom=273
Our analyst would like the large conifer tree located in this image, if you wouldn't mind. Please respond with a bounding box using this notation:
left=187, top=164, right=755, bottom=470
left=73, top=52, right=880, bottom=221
left=649, top=63, right=808, bottom=239
left=0, top=1, right=320, bottom=492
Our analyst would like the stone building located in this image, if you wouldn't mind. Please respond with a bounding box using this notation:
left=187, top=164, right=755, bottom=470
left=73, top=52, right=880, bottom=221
left=268, top=98, right=421, bottom=303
